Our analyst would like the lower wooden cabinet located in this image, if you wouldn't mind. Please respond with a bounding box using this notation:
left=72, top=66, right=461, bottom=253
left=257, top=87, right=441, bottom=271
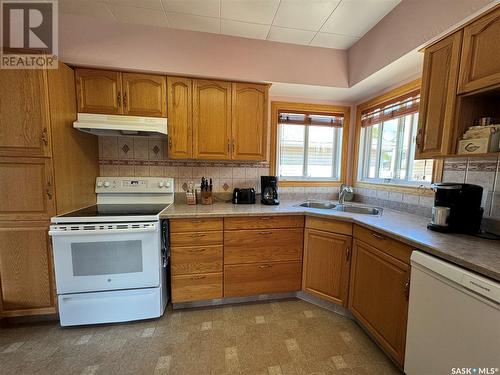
left=303, top=228, right=351, bottom=306
left=172, top=272, right=223, bottom=302
left=224, top=261, right=302, bottom=297
left=348, top=238, right=410, bottom=366
left=0, top=221, right=56, bottom=317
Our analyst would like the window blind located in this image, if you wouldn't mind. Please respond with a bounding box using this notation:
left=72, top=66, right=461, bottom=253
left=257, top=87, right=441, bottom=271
left=278, top=112, right=344, bottom=127
left=361, top=89, right=420, bottom=128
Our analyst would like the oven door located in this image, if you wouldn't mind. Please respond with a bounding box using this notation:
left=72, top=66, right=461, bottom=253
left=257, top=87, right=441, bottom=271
left=49, top=222, right=160, bottom=294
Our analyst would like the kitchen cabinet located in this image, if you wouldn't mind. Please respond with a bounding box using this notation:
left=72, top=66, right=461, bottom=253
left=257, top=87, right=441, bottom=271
left=170, top=218, right=223, bottom=303
left=122, top=73, right=167, bottom=117
left=167, top=77, right=193, bottom=159
left=0, top=157, right=56, bottom=221
left=231, top=83, right=268, bottom=160
left=416, top=31, right=462, bottom=159
left=193, top=79, right=232, bottom=160
left=0, top=221, right=56, bottom=317
left=76, top=68, right=167, bottom=117
left=303, top=228, right=351, bottom=306
left=76, top=68, right=122, bottom=115
left=0, top=69, right=51, bottom=157
left=349, top=225, right=411, bottom=366
left=458, top=6, right=500, bottom=93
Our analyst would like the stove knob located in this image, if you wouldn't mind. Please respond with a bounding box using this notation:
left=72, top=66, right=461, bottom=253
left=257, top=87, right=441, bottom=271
left=97, top=181, right=103, bottom=187
left=165, top=182, right=171, bottom=188
left=158, top=181, right=164, bottom=188
left=104, top=181, right=110, bottom=187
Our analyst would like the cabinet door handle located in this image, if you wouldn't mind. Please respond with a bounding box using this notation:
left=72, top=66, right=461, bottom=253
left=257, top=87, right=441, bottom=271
left=46, top=181, right=53, bottom=199
left=123, top=93, right=128, bottom=107
left=169, top=138, right=173, bottom=150
left=404, top=279, right=410, bottom=300
left=371, top=232, right=386, bottom=240
left=346, top=247, right=351, bottom=262
left=415, top=129, right=422, bottom=149
left=227, top=138, right=230, bottom=153
left=117, top=93, right=121, bottom=107
left=41, top=128, right=49, bottom=146
left=259, top=264, right=272, bottom=269
left=232, top=138, right=235, bottom=153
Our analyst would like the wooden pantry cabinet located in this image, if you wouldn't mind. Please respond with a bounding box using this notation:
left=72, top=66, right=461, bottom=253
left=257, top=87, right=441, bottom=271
left=0, top=64, right=98, bottom=318
left=302, top=217, right=352, bottom=306
left=75, top=68, right=167, bottom=117
left=349, top=225, right=412, bottom=366
left=167, top=78, right=269, bottom=161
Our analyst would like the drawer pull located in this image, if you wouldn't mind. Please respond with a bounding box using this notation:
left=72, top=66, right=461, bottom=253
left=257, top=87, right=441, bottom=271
left=371, top=232, right=386, bottom=240
left=260, top=217, right=272, bottom=220
left=189, top=248, right=206, bottom=253
left=191, top=275, right=206, bottom=280
left=191, top=233, right=206, bottom=238
left=258, top=264, right=272, bottom=269
left=259, top=231, right=273, bottom=235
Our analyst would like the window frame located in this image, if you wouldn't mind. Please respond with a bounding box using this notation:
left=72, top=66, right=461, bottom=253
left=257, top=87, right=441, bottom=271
left=353, top=79, right=443, bottom=196
left=270, top=101, right=350, bottom=187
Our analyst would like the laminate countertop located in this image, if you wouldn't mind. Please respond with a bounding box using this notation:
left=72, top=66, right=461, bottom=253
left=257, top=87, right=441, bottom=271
left=160, top=201, right=500, bottom=282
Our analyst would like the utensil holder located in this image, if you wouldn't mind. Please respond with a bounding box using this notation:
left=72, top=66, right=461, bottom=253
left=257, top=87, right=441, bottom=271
left=201, top=190, right=213, bottom=205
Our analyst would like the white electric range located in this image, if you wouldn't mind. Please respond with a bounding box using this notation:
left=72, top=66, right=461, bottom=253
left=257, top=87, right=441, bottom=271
left=49, top=177, right=174, bottom=326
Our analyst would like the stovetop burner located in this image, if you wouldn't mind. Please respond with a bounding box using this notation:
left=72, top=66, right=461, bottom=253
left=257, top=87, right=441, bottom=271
left=60, top=204, right=168, bottom=218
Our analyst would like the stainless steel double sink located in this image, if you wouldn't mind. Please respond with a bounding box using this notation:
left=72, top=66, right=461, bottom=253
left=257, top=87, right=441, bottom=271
left=298, top=201, right=382, bottom=215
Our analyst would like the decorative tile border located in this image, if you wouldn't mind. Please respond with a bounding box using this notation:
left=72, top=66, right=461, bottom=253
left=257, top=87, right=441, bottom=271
left=99, top=159, right=269, bottom=168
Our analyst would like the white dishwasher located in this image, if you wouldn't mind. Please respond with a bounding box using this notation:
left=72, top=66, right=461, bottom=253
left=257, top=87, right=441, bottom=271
left=405, top=251, right=500, bottom=375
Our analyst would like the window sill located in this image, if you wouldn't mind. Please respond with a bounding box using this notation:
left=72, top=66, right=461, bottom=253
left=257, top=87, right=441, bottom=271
left=279, top=180, right=343, bottom=187
left=354, top=181, right=434, bottom=196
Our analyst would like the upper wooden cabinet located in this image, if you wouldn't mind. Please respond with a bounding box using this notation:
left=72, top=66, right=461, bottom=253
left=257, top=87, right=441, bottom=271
left=0, top=69, right=51, bottom=157
left=458, top=6, right=500, bottom=93
left=193, top=80, right=232, bottom=160
left=303, top=228, right=351, bottom=306
left=75, top=68, right=167, bottom=117
left=231, top=83, right=268, bottom=160
left=167, top=77, right=193, bottom=159
left=122, top=73, right=167, bottom=117
left=416, top=31, right=462, bottom=159
left=76, top=69, right=122, bottom=115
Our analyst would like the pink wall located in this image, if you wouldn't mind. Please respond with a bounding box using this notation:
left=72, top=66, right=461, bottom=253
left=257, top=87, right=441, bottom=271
left=59, top=14, right=348, bottom=88
left=348, top=0, right=495, bottom=85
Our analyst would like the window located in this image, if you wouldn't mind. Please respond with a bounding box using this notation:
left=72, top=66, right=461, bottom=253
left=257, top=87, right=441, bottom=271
left=357, top=87, right=434, bottom=186
left=276, top=111, right=344, bottom=181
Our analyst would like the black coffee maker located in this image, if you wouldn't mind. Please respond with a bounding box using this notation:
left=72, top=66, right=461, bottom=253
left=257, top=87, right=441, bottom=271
left=261, top=176, right=279, bottom=205
left=427, top=183, right=484, bottom=234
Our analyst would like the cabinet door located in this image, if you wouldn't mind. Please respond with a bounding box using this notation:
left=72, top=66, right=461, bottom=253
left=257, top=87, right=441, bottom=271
left=122, top=73, right=167, bottom=117
left=303, top=229, right=351, bottom=306
left=231, top=83, right=268, bottom=160
left=193, top=80, right=232, bottom=160
left=416, top=31, right=462, bottom=159
left=0, top=157, right=56, bottom=221
left=167, top=77, right=193, bottom=158
left=348, top=239, right=410, bottom=366
left=75, top=68, right=122, bottom=114
left=459, top=7, right=500, bottom=93
left=0, top=69, right=51, bottom=157
left=0, top=222, right=56, bottom=317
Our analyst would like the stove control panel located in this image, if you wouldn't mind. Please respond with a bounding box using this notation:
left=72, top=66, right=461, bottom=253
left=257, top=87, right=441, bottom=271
left=96, top=177, right=174, bottom=193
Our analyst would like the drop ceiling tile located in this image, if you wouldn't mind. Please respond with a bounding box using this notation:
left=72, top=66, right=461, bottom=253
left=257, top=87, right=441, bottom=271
left=267, top=26, right=316, bottom=45
left=59, top=0, right=116, bottom=20
left=167, top=13, right=220, bottom=33
left=321, top=0, right=400, bottom=37
left=108, top=5, right=167, bottom=27
left=162, top=0, right=220, bottom=18
left=105, top=0, right=163, bottom=10
left=273, top=0, right=340, bottom=31
left=221, top=19, right=269, bottom=39
left=221, top=0, right=279, bottom=24
left=310, top=32, right=359, bottom=49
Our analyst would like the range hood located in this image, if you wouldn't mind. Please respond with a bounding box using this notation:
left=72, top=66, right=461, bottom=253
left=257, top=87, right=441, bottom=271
left=73, top=113, right=168, bottom=137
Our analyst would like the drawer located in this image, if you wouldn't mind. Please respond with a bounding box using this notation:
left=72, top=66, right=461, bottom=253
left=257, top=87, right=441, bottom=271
left=353, top=225, right=412, bottom=264
left=224, top=228, right=303, bottom=264
left=224, top=215, right=304, bottom=230
left=170, top=218, right=223, bottom=233
left=171, top=245, right=223, bottom=276
left=170, top=231, right=223, bottom=247
left=305, top=216, right=352, bottom=235
left=224, top=261, right=302, bottom=297
left=171, top=272, right=222, bottom=303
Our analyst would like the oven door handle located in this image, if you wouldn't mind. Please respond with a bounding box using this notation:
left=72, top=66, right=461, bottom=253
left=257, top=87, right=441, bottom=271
left=49, top=226, right=158, bottom=236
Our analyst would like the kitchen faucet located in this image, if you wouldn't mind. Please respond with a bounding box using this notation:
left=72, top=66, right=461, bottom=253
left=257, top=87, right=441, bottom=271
left=339, top=184, right=353, bottom=204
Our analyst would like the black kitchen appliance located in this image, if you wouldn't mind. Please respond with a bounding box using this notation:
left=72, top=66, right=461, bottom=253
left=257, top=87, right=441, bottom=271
left=232, top=188, right=256, bottom=204
left=261, top=176, right=279, bottom=205
left=427, top=183, right=484, bottom=234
